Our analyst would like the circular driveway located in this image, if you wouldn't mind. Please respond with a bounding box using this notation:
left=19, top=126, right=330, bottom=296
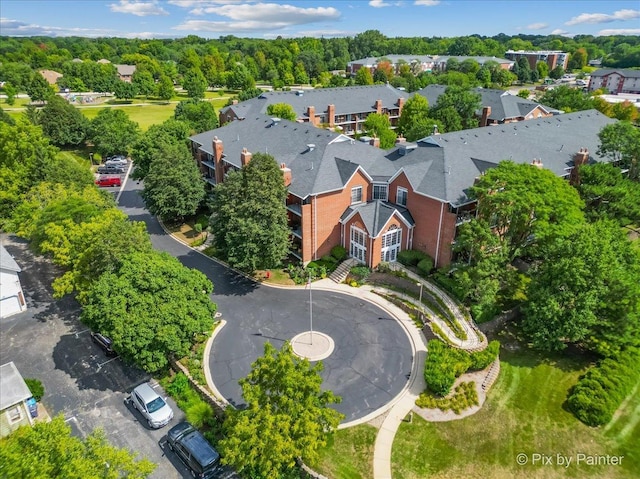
left=118, top=181, right=413, bottom=423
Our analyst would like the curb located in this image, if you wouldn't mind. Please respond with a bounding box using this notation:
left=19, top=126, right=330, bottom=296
left=203, top=319, right=233, bottom=408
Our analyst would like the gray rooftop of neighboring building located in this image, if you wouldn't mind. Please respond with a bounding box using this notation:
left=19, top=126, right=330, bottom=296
left=0, top=244, right=21, bottom=273
left=221, top=84, right=408, bottom=120
left=191, top=109, right=615, bottom=207
left=591, top=68, right=640, bottom=78
left=0, top=362, right=32, bottom=411
left=347, top=54, right=513, bottom=67
left=413, top=85, right=557, bottom=122
left=341, top=200, right=415, bottom=237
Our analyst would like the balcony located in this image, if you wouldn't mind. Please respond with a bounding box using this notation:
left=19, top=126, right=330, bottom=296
left=291, top=226, right=302, bottom=239
left=456, top=211, right=475, bottom=225
left=287, top=203, right=302, bottom=216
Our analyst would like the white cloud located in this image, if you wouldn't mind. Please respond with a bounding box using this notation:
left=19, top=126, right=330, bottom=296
left=288, top=29, right=357, bottom=38
left=185, top=3, right=340, bottom=23
left=110, top=1, right=168, bottom=16
left=550, top=28, right=571, bottom=36
left=414, top=0, right=440, bottom=6
left=598, top=28, right=640, bottom=36
left=526, top=22, right=548, bottom=30
left=174, top=19, right=289, bottom=33
left=566, top=9, right=640, bottom=26
left=369, top=0, right=391, bottom=7
left=0, top=17, right=116, bottom=37
left=169, top=0, right=250, bottom=6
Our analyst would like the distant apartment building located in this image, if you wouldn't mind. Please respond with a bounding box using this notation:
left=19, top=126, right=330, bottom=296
left=588, top=69, right=640, bottom=94
left=114, top=64, right=136, bottom=83
left=504, top=50, right=569, bottom=71
left=346, top=54, right=513, bottom=77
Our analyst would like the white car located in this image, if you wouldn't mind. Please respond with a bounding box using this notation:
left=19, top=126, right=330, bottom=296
left=129, top=382, right=174, bottom=428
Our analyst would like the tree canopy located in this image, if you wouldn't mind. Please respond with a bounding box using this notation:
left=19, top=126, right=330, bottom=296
left=597, top=121, right=640, bottom=180
left=174, top=99, right=218, bottom=134
left=130, top=118, right=191, bottom=179
left=428, top=85, right=481, bottom=132
left=38, top=95, right=89, bottom=147
left=219, top=342, right=343, bottom=479
left=266, top=102, right=297, bottom=122
left=210, top=152, right=290, bottom=272
left=89, top=108, right=140, bottom=157
left=363, top=113, right=397, bottom=149
left=141, top=141, right=206, bottom=221
left=81, top=251, right=217, bottom=372
left=0, top=415, right=155, bottom=479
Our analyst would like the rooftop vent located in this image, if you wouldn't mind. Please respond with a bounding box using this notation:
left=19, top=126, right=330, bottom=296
left=307, top=144, right=316, bottom=152
left=398, top=143, right=418, bottom=155
left=296, top=90, right=304, bottom=96
left=270, top=117, right=281, bottom=126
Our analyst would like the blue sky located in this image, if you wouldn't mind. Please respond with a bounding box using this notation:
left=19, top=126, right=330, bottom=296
left=1, top=1, right=639, bottom=39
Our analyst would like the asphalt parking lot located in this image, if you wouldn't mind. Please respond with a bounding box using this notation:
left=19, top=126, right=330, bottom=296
left=0, top=236, right=200, bottom=479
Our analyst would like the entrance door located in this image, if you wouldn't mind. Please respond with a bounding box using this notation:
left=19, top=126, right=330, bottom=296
left=381, top=226, right=402, bottom=263
left=350, top=226, right=367, bottom=264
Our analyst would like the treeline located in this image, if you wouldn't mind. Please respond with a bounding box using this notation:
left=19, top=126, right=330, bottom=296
left=0, top=116, right=216, bottom=373
left=1, top=32, right=639, bottom=95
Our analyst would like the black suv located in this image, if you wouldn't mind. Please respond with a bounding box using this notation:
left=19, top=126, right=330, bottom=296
left=91, top=332, right=116, bottom=356
left=97, top=165, right=125, bottom=174
left=167, top=422, right=220, bottom=478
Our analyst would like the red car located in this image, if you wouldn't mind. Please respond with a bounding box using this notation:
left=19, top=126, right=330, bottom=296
left=95, top=176, right=122, bottom=187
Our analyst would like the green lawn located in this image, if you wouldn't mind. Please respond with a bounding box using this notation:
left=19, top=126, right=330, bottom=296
left=390, top=346, right=639, bottom=479
left=80, top=103, right=177, bottom=131
left=308, top=425, right=377, bottom=479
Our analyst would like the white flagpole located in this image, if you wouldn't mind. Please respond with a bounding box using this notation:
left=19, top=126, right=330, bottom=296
left=309, top=272, right=313, bottom=345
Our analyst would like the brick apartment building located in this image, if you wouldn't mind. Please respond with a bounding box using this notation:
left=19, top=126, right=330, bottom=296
left=588, top=69, right=640, bottom=94
left=190, top=110, right=614, bottom=269
left=504, top=50, right=569, bottom=71
left=346, top=55, right=514, bottom=77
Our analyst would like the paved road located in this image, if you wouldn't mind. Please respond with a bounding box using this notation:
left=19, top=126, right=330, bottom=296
left=119, top=180, right=413, bottom=423
left=0, top=237, right=189, bottom=479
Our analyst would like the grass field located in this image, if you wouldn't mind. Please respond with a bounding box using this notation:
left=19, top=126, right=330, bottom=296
left=308, top=425, right=378, bottom=479
left=390, top=345, right=639, bottom=479
left=310, top=337, right=639, bottom=479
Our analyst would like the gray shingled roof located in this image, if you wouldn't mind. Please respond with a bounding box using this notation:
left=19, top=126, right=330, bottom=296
left=220, top=84, right=408, bottom=120
left=1, top=244, right=21, bottom=273
left=191, top=109, right=615, bottom=207
left=0, top=362, right=32, bottom=410
left=347, top=55, right=513, bottom=67
left=115, top=64, right=136, bottom=76
left=341, top=201, right=415, bottom=237
left=591, top=68, right=640, bottom=78
left=412, top=85, right=556, bottom=122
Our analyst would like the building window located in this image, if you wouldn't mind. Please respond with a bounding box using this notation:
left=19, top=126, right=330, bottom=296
left=396, top=187, right=408, bottom=206
left=351, top=186, right=363, bottom=205
left=373, top=184, right=388, bottom=201
left=8, top=405, right=22, bottom=423
left=381, top=225, right=402, bottom=263
left=350, top=226, right=367, bottom=263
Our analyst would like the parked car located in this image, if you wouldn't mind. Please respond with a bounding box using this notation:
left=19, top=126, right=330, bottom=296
left=95, top=176, right=122, bottom=187
left=97, top=165, right=125, bottom=174
left=106, top=158, right=127, bottom=168
left=91, top=332, right=116, bottom=356
left=167, top=422, right=221, bottom=478
left=129, top=382, right=174, bottom=428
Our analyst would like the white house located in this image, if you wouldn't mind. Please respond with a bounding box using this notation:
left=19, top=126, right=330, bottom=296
left=0, top=244, right=26, bottom=318
left=0, top=362, right=35, bottom=437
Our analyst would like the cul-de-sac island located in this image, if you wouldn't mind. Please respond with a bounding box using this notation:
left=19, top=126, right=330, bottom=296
left=1, top=1, right=639, bottom=478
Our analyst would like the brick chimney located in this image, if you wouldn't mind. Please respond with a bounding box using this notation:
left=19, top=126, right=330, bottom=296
left=530, top=158, right=544, bottom=169
left=307, top=106, right=316, bottom=125
left=397, top=97, right=405, bottom=114
left=570, top=147, right=590, bottom=185
left=480, top=106, right=492, bottom=126
left=232, top=99, right=238, bottom=105
left=280, top=162, right=292, bottom=187
left=327, top=104, right=335, bottom=127
left=369, top=137, right=380, bottom=148
left=240, top=148, right=252, bottom=167
left=395, top=135, right=406, bottom=144
left=375, top=99, right=382, bottom=114
left=213, top=136, right=225, bottom=184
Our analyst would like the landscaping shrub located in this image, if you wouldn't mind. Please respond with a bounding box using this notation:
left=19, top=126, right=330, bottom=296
left=186, top=401, right=214, bottom=428
left=417, top=257, right=434, bottom=277
left=377, top=261, right=391, bottom=273
left=331, top=245, right=347, bottom=261
left=320, top=254, right=338, bottom=265
left=469, top=340, right=500, bottom=370
left=25, top=378, right=45, bottom=402
left=424, top=340, right=471, bottom=396
left=416, top=381, right=479, bottom=414
left=397, top=249, right=429, bottom=267
left=567, top=347, right=640, bottom=427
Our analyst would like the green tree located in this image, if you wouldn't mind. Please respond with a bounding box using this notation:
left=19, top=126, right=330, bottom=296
left=0, top=416, right=155, bottom=478
left=0, top=106, right=15, bottom=125
left=89, top=108, right=139, bottom=156
left=131, top=118, right=191, bottom=179
left=266, top=102, right=297, bottom=121
left=3, top=82, right=17, bottom=105
left=38, top=95, right=88, bottom=147
left=363, top=113, right=397, bottom=149
left=549, top=65, right=565, bottom=80
left=81, top=251, right=216, bottom=372
left=182, top=68, right=207, bottom=99
left=536, top=60, right=549, bottom=80
left=141, top=142, right=206, bottom=221
left=397, top=94, right=429, bottom=136
left=517, top=89, right=530, bottom=99
left=219, top=342, right=343, bottom=479
left=132, top=70, right=155, bottom=99
left=539, top=85, right=594, bottom=112
left=174, top=98, right=218, bottom=134
left=156, top=74, right=175, bottom=101
left=470, top=160, right=585, bottom=260
left=428, top=85, right=481, bottom=132
left=522, top=221, right=640, bottom=356
left=568, top=48, right=588, bottom=71
left=610, top=100, right=639, bottom=122
left=211, top=152, right=290, bottom=272
left=577, top=162, right=640, bottom=226
left=26, top=72, right=54, bottom=103
left=113, top=79, right=138, bottom=100
left=597, top=121, right=640, bottom=180
left=354, top=67, right=374, bottom=85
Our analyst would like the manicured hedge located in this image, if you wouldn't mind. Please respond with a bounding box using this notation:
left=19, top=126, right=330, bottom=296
left=567, top=347, right=640, bottom=427
left=417, top=257, right=434, bottom=277
left=397, top=249, right=430, bottom=267
left=331, top=245, right=347, bottom=261
left=424, top=339, right=500, bottom=396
